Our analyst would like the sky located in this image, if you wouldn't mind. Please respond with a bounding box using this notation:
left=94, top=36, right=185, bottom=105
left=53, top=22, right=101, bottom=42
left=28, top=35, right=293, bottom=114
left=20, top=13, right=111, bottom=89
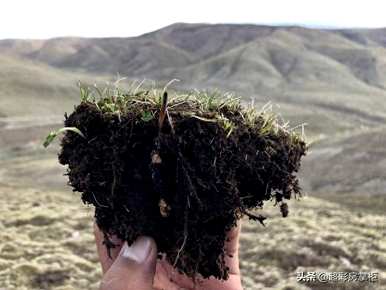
left=1, top=0, right=386, bottom=39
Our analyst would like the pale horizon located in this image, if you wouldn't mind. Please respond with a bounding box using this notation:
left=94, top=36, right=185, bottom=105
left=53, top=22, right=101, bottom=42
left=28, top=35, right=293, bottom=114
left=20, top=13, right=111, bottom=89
left=2, top=22, right=384, bottom=41
left=1, top=0, right=386, bottom=40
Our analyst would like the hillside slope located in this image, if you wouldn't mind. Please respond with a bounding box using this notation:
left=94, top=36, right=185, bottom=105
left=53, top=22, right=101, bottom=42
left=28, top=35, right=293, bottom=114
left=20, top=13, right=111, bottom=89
left=301, top=127, right=386, bottom=195
left=0, top=54, right=108, bottom=118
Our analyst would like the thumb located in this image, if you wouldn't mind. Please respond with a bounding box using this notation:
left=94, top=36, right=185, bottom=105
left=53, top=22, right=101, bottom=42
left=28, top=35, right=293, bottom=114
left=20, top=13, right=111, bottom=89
left=100, top=236, right=157, bottom=290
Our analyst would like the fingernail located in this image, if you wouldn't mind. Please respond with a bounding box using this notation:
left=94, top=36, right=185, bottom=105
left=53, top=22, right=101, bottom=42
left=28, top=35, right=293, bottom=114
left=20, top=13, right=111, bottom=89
left=121, top=237, right=152, bottom=263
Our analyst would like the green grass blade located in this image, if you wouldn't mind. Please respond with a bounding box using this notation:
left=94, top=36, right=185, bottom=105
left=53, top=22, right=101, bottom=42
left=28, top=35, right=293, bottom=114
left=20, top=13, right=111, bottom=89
left=43, top=127, right=85, bottom=148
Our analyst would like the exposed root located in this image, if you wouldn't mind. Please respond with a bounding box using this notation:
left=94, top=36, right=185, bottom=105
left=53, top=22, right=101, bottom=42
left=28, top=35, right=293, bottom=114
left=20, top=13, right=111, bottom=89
left=244, top=211, right=267, bottom=227
left=173, top=196, right=190, bottom=268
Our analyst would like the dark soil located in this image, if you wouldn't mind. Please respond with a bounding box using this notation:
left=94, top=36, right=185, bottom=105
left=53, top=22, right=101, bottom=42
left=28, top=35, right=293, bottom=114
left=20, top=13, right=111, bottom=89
left=57, top=93, right=307, bottom=280
left=32, top=270, right=70, bottom=289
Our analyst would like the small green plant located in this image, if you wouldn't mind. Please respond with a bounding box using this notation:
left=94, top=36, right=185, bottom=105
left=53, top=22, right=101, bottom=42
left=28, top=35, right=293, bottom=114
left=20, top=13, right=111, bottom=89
left=43, top=127, right=85, bottom=148
left=219, top=115, right=236, bottom=138
left=141, top=111, right=154, bottom=122
left=79, top=82, right=93, bottom=102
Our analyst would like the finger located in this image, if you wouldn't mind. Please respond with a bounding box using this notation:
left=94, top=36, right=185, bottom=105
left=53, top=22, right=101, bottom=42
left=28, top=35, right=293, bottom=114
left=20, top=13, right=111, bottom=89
left=154, top=259, right=193, bottom=289
left=223, top=221, right=241, bottom=275
left=154, top=261, right=185, bottom=290
left=194, top=274, right=243, bottom=290
left=100, top=236, right=157, bottom=290
left=94, top=222, right=123, bottom=273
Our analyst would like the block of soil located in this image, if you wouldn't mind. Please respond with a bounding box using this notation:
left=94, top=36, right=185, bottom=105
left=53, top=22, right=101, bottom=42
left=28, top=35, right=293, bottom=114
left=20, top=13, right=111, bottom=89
left=48, top=86, right=307, bottom=280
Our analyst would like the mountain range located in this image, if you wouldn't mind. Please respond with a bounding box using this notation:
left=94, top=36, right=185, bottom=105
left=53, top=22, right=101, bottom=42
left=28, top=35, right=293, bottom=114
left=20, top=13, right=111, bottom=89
left=1, top=22, right=386, bottom=195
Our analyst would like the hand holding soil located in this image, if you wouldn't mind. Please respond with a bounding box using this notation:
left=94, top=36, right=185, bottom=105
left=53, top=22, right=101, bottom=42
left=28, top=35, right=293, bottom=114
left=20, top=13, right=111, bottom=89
left=46, top=85, right=307, bottom=282
left=94, top=223, right=243, bottom=290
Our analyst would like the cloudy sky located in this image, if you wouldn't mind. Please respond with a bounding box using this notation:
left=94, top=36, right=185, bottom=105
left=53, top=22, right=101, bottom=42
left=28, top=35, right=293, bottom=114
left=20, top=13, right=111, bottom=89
left=1, top=0, right=385, bottom=39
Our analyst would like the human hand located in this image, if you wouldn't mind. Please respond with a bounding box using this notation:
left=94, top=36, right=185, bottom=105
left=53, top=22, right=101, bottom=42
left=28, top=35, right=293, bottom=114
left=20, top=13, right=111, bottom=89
left=94, top=223, right=243, bottom=290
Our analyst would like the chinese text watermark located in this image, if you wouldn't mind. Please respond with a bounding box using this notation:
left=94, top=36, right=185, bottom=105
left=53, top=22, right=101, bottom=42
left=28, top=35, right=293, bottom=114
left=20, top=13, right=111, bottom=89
left=296, top=271, right=378, bottom=283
